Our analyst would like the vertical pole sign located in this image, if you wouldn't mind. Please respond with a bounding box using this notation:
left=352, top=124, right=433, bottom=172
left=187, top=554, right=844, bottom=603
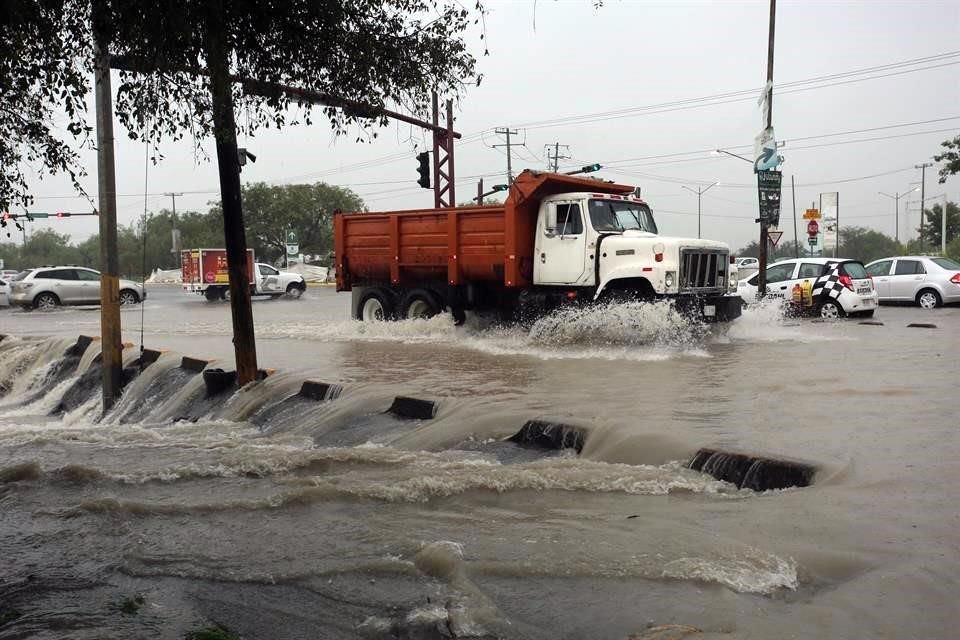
left=286, top=230, right=299, bottom=267
left=757, top=170, right=783, bottom=226
left=820, top=192, right=839, bottom=258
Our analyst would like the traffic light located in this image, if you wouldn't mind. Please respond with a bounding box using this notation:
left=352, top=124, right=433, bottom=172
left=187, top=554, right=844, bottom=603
left=581, top=163, right=601, bottom=173
left=416, top=152, right=431, bottom=189
left=491, top=184, right=509, bottom=192
left=56, top=212, right=70, bottom=217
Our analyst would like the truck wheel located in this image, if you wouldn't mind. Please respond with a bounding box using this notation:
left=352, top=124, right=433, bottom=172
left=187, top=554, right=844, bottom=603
left=204, top=287, right=221, bottom=302
left=286, top=282, right=305, bottom=299
left=400, top=289, right=442, bottom=320
left=356, top=288, right=394, bottom=321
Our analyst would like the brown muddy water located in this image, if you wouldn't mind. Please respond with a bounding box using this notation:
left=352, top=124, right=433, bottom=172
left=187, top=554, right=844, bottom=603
left=1, top=286, right=958, bottom=639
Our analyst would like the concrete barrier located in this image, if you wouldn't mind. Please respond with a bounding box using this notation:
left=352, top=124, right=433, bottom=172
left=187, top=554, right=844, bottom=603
left=907, top=323, right=937, bottom=329
left=689, top=448, right=816, bottom=491
left=137, top=348, right=165, bottom=368
left=298, top=380, right=343, bottom=401
left=858, top=320, right=884, bottom=326
left=180, top=356, right=211, bottom=372
left=202, top=368, right=237, bottom=396
left=387, top=396, right=437, bottom=420
left=508, top=420, right=587, bottom=454
left=67, top=335, right=99, bottom=357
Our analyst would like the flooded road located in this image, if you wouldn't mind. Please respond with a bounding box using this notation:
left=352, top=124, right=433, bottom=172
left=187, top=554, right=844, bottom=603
left=1, top=286, right=958, bottom=639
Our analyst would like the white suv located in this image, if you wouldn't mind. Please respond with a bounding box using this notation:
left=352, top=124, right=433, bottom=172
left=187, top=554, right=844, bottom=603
left=7, top=266, right=145, bottom=310
left=737, top=257, right=878, bottom=318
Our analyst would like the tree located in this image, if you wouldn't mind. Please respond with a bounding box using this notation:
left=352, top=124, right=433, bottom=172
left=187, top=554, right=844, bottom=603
left=208, top=182, right=364, bottom=264
left=734, top=239, right=798, bottom=260
left=934, top=135, right=960, bottom=184
left=915, top=201, right=959, bottom=250
left=837, top=226, right=900, bottom=263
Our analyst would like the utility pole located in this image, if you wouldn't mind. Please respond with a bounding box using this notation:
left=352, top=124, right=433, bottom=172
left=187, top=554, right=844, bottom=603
left=879, top=188, right=917, bottom=245
left=164, top=191, right=183, bottom=267
left=546, top=142, right=569, bottom=173
left=757, top=0, right=776, bottom=298
left=92, top=2, right=123, bottom=411
left=205, top=0, right=258, bottom=385
left=915, top=162, right=932, bottom=252
left=476, top=177, right=484, bottom=205
left=791, top=175, right=799, bottom=258
left=681, top=182, right=718, bottom=239
left=493, top=127, right=520, bottom=183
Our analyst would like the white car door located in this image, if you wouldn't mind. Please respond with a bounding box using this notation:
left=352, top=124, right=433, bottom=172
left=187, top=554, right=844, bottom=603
left=256, top=264, right=282, bottom=293
left=890, top=259, right=926, bottom=300
left=866, top=260, right=893, bottom=299
left=75, top=268, right=101, bottom=303
left=763, top=262, right=799, bottom=299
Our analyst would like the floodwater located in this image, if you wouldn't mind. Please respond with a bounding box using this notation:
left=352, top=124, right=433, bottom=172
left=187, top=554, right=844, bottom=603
left=1, top=286, right=958, bottom=639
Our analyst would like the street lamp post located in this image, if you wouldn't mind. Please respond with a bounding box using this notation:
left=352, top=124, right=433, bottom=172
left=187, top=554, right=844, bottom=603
left=682, top=182, right=718, bottom=239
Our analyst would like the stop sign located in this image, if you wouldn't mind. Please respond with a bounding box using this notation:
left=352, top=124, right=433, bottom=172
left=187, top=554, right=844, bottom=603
left=807, top=220, right=819, bottom=237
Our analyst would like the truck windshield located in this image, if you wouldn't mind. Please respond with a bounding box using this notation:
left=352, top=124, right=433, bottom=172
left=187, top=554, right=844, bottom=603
left=588, top=199, right=658, bottom=234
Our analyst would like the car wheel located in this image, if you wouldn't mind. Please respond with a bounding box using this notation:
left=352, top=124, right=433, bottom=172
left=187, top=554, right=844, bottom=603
left=916, top=289, right=941, bottom=309
left=286, top=282, right=305, bottom=299
left=356, top=288, right=395, bottom=322
left=34, top=292, right=60, bottom=311
left=400, top=289, right=443, bottom=320
left=817, top=298, right=845, bottom=319
left=119, top=289, right=140, bottom=305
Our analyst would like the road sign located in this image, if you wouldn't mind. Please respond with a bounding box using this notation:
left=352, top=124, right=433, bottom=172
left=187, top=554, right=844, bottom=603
left=803, top=208, right=821, bottom=220
left=808, top=236, right=818, bottom=246
left=807, top=220, right=820, bottom=237
left=767, top=230, right=783, bottom=246
left=757, top=170, right=782, bottom=226
left=286, top=230, right=298, bottom=256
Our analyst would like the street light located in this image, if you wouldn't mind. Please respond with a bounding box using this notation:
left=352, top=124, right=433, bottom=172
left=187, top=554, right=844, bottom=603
left=681, top=181, right=719, bottom=239
left=879, top=187, right=918, bottom=245
left=713, top=148, right=753, bottom=164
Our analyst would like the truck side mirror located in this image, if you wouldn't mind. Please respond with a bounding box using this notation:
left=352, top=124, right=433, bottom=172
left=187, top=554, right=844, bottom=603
left=544, top=206, right=557, bottom=235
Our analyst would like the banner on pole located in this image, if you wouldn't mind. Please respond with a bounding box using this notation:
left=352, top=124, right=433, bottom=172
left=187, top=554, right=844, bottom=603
left=757, top=170, right=782, bottom=226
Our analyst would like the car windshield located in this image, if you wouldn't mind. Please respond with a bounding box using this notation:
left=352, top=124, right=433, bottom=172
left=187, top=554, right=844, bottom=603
left=931, top=257, right=960, bottom=270
left=840, top=261, right=868, bottom=278
left=588, top=199, right=658, bottom=234
left=10, top=271, right=30, bottom=281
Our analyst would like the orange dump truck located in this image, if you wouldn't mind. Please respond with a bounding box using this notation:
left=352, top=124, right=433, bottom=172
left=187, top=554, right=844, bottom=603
left=335, top=169, right=741, bottom=323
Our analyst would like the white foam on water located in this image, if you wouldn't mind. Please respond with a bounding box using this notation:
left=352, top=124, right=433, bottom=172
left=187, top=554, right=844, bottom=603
left=719, top=299, right=851, bottom=344
left=661, top=548, right=798, bottom=594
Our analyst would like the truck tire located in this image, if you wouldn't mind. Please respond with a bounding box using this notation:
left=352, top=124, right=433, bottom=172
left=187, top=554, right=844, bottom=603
left=400, top=289, right=443, bottom=320
left=356, top=288, right=395, bottom=321
left=204, top=287, right=222, bottom=302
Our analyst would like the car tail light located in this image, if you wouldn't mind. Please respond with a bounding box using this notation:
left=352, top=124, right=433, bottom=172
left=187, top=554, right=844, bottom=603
left=838, top=275, right=854, bottom=290
left=951, top=273, right=960, bottom=285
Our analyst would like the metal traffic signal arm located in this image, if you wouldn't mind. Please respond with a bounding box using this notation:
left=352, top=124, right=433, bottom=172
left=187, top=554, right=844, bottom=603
left=2, top=211, right=98, bottom=220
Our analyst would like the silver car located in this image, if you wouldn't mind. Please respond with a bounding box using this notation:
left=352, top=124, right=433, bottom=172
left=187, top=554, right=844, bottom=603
left=864, top=256, right=960, bottom=308
left=7, top=266, right=145, bottom=310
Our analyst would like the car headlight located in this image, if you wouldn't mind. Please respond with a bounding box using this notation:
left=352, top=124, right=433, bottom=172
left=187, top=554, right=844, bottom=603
left=665, top=271, right=676, bottom=288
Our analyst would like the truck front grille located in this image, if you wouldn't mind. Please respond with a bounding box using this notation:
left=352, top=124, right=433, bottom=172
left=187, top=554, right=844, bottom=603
left=680, top=249, right=727, bottom=292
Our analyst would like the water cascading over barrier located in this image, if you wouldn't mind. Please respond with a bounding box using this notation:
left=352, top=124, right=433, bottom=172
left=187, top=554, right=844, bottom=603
left=688, top=448, right=817, bottom=491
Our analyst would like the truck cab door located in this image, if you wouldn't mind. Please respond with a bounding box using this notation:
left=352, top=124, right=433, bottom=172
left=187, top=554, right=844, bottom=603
left=534, top=202, right=588, bottom=285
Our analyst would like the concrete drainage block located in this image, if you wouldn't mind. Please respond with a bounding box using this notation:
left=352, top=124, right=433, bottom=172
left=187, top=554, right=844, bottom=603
left=907, top=323, right=937, bottom=329
left=507, top=420, right=587, bottom=454
left=202, top=368, right=237, bottom=396
left=180, top=356, right=211, bottom=372
left=688, top=448, right=816, bottom=491
left=387, top=396, right=437, bottom=420
left=298, top=380, right=343, bottom=402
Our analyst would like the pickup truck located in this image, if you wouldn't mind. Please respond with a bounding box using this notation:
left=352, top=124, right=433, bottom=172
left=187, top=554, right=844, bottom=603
left=181, top=248, right=306, bottom=301
left=335, top=170, right=741, bottom=323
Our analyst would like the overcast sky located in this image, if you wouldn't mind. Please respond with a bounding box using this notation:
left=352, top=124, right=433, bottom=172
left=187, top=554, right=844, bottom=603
left=18, top=0, right=960, bottom=253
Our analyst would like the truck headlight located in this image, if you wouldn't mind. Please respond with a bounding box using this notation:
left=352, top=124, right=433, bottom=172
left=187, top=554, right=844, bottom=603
left=665, top=271, right=676, bottom=288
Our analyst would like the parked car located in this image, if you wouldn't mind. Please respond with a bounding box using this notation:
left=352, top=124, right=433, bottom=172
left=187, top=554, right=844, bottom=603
left=736, top=257, right=878, bottom=318
left=0, top=269, right=19, bottom=282
left=0, top=278, right=9, bottom=307
left=7, top=266, right=146, bottom=310
left=735, top=257, right=759, bottom=270
left=864, top=256, right=960, bottom=309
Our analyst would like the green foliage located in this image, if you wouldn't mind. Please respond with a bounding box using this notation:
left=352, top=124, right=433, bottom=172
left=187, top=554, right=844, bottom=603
left=838, top=226, right=900, bottom=264
left=1, top=0, right=480, bottom=234
left=0, top=181, right=358, bottom=277
left=915, top=201, right=958, bottom=249
left=734, top=239, right=799, bottom=260
left=208, top=182, right=363, bottom=264
left=934, top=135, right=960, bottom=184
left=945, top=237, right=960, bottom=261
